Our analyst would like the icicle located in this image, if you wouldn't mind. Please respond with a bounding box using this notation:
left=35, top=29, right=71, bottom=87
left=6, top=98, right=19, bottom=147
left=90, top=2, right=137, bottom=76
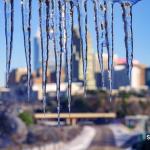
left=93, top=0, right=105, bottom=88
left=39, top=0, right=50, bottom=113
left=49, top=0, right=54, bottom=40
left=121, top=1, right=133, bottom=82
left=53, top=0, right=62, bottom=126
left=103, top=0, right=114, bottom=101
left=65, top=1, right=73, bottom=115
left=77, top=0, right=88, bottom=96
left=59, top=0, right=66, bottom=53
left=21, top=0, right=32, bottom=101
left=45, top=0, right=50, bottom=112
left=4, top=0, right=14, bottom=87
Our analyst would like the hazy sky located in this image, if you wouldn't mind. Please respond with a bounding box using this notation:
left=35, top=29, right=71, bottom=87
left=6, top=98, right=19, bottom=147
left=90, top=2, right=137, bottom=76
left=0, top=0, right=149, bottom=86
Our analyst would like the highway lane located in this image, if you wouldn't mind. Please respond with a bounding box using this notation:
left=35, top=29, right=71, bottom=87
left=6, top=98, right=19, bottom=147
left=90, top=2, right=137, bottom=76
left=88, top=126, right=122, bottom=150
left=62, top=126, right=96, bottom=150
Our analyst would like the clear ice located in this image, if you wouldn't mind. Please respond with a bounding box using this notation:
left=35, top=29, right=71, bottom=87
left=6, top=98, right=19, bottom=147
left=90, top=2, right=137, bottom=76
left=4, top=0, right=14, bottom=87
left=93, top=0, right=105, bottom=88
left=21, top=0, right=32, bottom=101
left=103, top=0, right=114, bottom=101
left=65, top=0, right=74, bottom=114
left=39, top=0, right=50, bottom=113
left=121, top=1, right=133, bottom=82
left=59, top=0, right=66, bottom=53
left=53, top=0, right=62, bottom=126
left=77, top=0, right=88, bottom=96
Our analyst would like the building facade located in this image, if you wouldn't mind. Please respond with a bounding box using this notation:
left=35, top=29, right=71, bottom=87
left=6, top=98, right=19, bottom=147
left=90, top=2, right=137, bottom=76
left=34, top=28, right=96, bottom=90
left=145, top=68, right=150, bottom=88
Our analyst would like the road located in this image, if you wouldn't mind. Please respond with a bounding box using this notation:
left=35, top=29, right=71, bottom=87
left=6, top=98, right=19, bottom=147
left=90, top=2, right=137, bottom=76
left=62, top=126, right=96, bottom=150
left=24, top=125, right=129, bottom=150
left=24, top=126, right=96, bottom=150
left=88, top=126, right=122, bottom=150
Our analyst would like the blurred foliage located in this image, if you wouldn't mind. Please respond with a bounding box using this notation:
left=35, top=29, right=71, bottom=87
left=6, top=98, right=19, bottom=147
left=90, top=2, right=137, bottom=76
left=19, top=111, right=34, bottom=126
left=118, top=91, right=131, bottom=99
left=45, top=89, right=150, bottom=118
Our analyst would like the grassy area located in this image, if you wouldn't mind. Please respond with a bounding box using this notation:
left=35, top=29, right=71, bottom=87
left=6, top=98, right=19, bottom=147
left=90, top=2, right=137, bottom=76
left=19, top=111, right=34, bottom=126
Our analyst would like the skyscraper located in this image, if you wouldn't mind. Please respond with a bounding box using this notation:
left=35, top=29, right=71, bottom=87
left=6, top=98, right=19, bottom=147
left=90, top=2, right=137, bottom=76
left=34, top=30, right=41, bottom=71
left=34, top=28, right=96, bottom=89
left=34, top=30, right=57, bottom=72
left=72, top=28, right=81, bottom=82
left=78, top=32, right=96, bottom=90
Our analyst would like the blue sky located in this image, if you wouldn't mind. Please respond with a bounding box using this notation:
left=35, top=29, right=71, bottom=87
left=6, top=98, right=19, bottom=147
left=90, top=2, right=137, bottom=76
left=0, top=0, right=149, bottom=86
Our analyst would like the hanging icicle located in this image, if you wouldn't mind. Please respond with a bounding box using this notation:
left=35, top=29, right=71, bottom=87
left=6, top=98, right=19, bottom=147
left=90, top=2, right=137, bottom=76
left=93, top=0, right=106, bottom=88
left=49, top=0, right=54, bottom=40
left=77, top=0, right=88, bottom=96
left=65, top=0, right=74, bottom=114
left=53, top=0, right=62, bottom=126
left=4, top=0, right=14, bottom=87
left=1, top=0, right=143, bottom=123
left=59, top=0, right=66, bottom=53
left=21, top=0, right=32, bottom=101
left=121, top=1, right=133, bottom=83
left=120, top=0, right=141, bottom=82
left=103, top=0, right=114, bottom=101
left=39, top=0, right=50, bottom=113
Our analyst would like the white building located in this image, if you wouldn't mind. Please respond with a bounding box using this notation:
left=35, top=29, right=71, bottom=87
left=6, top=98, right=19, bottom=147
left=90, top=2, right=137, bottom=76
left=32, top=82, right=84, bottom=100
left=131, top=60, right=146, bottom=89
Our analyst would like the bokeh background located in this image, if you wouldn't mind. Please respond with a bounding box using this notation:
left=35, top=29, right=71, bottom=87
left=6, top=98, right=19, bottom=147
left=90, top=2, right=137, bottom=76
left=0, top=0, right=150, bottom=150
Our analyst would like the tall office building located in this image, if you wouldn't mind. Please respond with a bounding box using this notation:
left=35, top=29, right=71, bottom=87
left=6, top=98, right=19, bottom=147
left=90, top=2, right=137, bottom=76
left=8, top=68, right=27, bottom=87
left=34, top=28, right=96, bottom=89
left=94, top=52, right=118, bottom=73
left=34, top=30, right=58, bottom=72
left=34, top=30, right=41, bottom=71
left=34, top=29, right=81, bottom=75
left=72, top=28, right=81, bottom=82
left=79, top=32, right=96, bottom=90
left=94, top=53, right=118, bottom=88
left=95, top=55, right=146, bottom=89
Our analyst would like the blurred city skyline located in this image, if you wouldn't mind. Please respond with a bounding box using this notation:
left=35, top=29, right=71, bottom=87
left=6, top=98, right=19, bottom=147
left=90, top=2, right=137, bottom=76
left=0, top=0, right=149, bottom=86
